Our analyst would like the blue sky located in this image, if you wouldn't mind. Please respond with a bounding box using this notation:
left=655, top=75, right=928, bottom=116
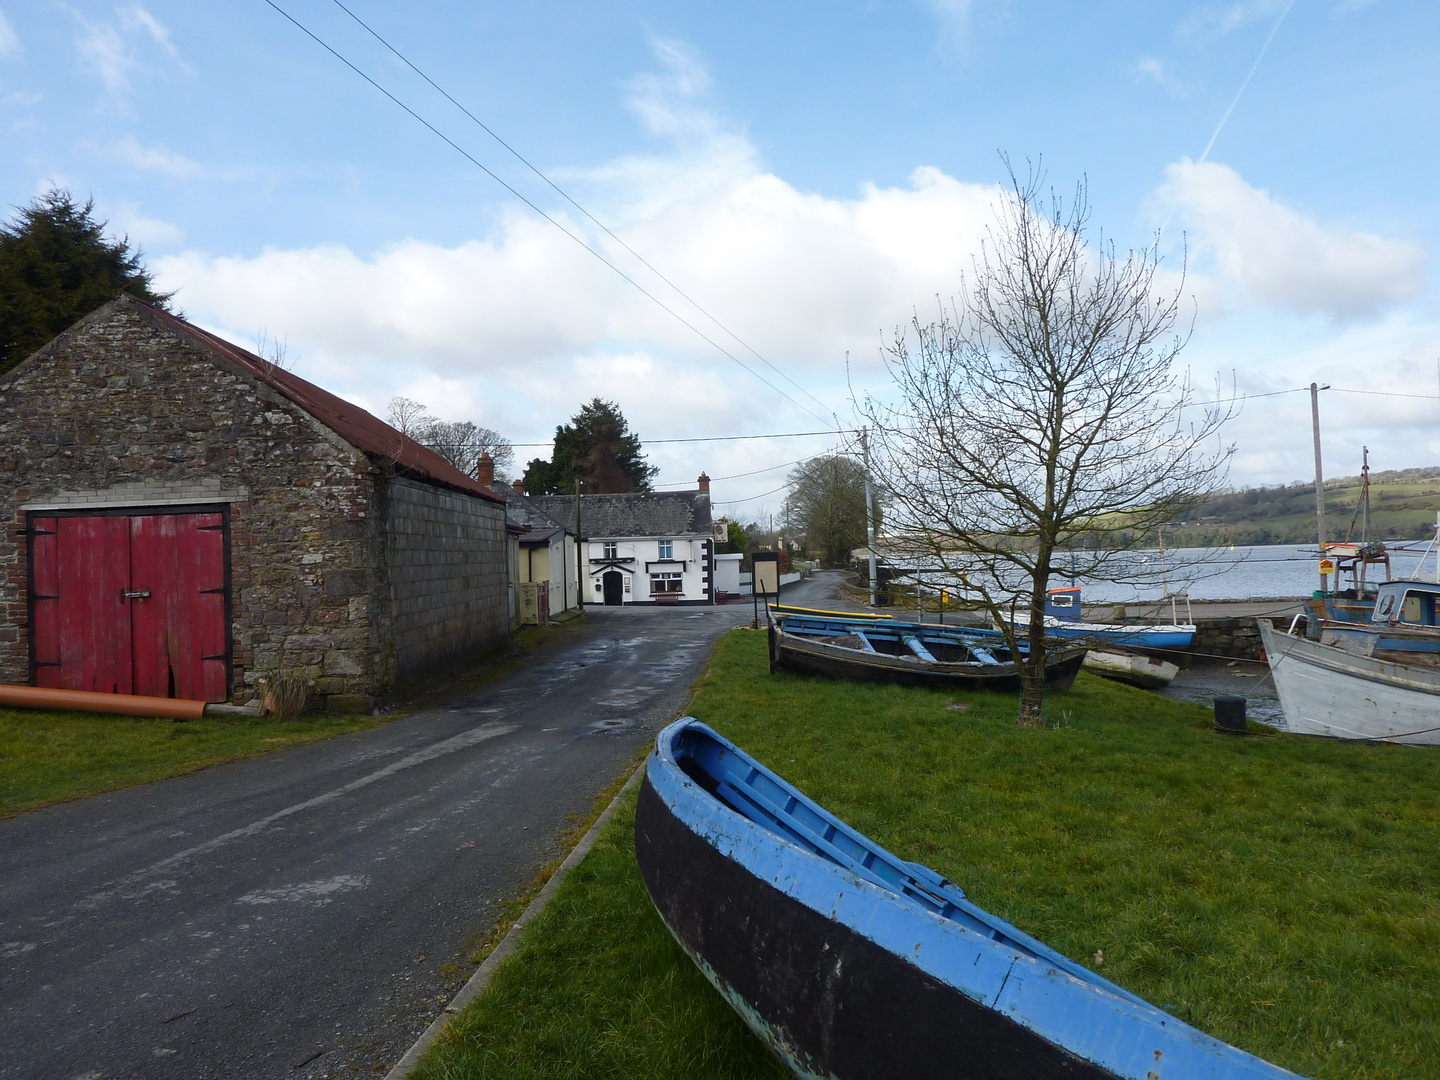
left=3, top=1, right=1437, bottom=519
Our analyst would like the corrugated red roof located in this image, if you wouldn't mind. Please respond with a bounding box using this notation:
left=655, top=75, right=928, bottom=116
left=142, top=301, right=504, bottom=504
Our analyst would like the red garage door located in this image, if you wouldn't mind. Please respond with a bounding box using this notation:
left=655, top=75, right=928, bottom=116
left=31, top=512, right=230, bottom=702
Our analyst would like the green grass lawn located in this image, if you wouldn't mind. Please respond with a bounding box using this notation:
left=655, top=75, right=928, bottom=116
left=415, top=629, right=1440, bottom=1080
left=0, top=708, right=383, bottom=817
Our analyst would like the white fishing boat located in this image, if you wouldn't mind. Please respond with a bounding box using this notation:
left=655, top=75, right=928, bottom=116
left=1081, top=649, right=1179, bottom=689
left=1257, top=620, right=1440, bottom=746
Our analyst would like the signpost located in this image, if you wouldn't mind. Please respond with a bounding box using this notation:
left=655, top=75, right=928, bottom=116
left=752, top=551, right=780, bottom=626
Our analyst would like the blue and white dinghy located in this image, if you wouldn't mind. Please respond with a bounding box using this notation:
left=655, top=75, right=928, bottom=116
left=635, top=718, right=1307, bottom=1080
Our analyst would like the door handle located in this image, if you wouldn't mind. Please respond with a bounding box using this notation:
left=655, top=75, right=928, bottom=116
left=122, top=590, right=152, bottom=600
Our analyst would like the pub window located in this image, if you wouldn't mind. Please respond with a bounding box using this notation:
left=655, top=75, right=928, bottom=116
left=658, top=539, right=673, bottom=560
left=602, top=541, right=617, bottom=560
left=650, top=571, right=683, bottom=594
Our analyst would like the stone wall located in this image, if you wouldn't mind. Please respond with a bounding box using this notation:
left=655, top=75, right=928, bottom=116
left=381, top=476, right=508, bottom=687
left=0, top=302, right=372, bottom=708
left=1183, top=617, right=1267, bottom=661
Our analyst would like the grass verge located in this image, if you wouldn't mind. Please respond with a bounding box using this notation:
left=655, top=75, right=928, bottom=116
left=0, top=709, right=382, bottom=818
left=2, top=616, right=598, bottom=820
left=414, top=628, right=1440, bottom=1080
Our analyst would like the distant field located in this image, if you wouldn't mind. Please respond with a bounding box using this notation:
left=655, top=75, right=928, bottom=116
left=1165, top=468, right=1440, bottom=547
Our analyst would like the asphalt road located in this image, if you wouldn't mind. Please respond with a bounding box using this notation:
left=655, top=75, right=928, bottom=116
left=0, top=598, right=777, bottom=1080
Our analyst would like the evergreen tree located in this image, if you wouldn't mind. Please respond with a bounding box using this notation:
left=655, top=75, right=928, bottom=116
left=524, top=399, right=657, bottom=494
left=0, top=189, right=172, bottom=374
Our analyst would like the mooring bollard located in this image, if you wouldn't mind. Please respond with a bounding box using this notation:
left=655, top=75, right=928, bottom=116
left=1213, top=695, right=1247, bottom=734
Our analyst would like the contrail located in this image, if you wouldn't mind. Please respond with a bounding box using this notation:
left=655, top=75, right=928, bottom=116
left=1198, top=0, right=1299, bottom=163
left=1160, top=0, right=1298, bottom=237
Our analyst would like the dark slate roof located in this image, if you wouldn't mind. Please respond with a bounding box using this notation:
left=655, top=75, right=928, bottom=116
left=497, top=485, right=570, bottom=532
left=519, top=525, right=565, bottom=545
left=127, top=298, right=502, bottom=504
left=531, top=490, right=711, bottom=539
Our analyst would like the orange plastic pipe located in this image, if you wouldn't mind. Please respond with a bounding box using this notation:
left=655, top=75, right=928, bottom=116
left=0, top=684, right=206, bottom=720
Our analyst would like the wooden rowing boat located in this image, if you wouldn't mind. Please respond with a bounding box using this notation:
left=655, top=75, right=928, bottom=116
left=635, top=718, right=1307, bottom=1080
left=768, top=613, right=1087, bottom=691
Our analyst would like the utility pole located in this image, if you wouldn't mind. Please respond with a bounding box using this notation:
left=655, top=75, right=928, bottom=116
left=862, top=427, right=877, bottom=608
left=1311, top=382, right=1327, bottom=593
left=574, top=478, right=584, bottom=611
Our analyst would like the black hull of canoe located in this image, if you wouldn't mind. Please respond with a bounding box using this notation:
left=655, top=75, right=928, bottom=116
left=635, top=774, right=1114, bottom=1080
left=769, top=624, right=1086, bottom=691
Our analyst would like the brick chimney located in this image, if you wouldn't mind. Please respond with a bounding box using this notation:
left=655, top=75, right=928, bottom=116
left=476, top=452, right=495, bottom=488
left=512, top=478, right=526, bottom=495
left=697, top=471, right=710, bottom=495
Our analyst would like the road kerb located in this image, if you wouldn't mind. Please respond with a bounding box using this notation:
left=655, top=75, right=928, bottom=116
left=382, top=756, right=649, bottom=1080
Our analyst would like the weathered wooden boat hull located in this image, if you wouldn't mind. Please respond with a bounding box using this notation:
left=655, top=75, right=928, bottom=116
left=635, top=719, right=1307, bottom=1080
left=1259, top=620, right=1440, bottom=745
left=1081, top=650, right=1179, bottom=689
left=769, top=624, right=1087, bottom=691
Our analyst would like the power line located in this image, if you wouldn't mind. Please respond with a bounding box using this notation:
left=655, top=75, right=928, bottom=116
left=653, top=455, right=815, bottom=488
left=508, top=428, right=851, bottom=448
left=327, top=0, right=836, bottom=424
left=261, top=0, right=832, bottom=426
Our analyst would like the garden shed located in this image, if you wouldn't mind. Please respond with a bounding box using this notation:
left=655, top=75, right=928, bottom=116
left=0, top=296, right=509, bottom=711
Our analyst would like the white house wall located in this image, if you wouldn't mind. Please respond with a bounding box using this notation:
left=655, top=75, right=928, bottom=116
left=587, top=536, right=713, bottom=605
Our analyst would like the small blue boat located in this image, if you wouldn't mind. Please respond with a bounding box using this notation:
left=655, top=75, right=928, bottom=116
left=1004, top=586, right=1196, bottom=650
left=635, top=718, right=1307, bottom=1080
left=1306, top=578, right=1440, bottom=656
left=768, top=611, right=1087, bottom=691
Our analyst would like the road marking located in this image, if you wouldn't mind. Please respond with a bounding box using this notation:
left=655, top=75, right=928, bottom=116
left=78, top=722, right=517, bottom=910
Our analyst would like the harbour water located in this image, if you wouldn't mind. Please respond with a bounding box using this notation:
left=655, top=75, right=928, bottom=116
left=1062, top=543, right=1440, bottom=603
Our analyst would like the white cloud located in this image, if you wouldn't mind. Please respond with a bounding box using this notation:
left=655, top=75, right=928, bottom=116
left=1151, top=159, right=1424, bottom=319
left=111, top=135, right=203, bottom=179
left=1179, top=1, right=1289, bottom=43
left=104, top=201, right=184, bottom=248
left=1133, top=56, right=1188, bottom=96
left=71, top=5, right=187, bottom=99
left=145, top=40, right=1436, bottom=494
left=0, top=8, right=19, bottom=59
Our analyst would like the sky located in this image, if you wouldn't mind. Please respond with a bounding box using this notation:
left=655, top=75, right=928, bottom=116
left=3, top=1, right=1437, bottom=523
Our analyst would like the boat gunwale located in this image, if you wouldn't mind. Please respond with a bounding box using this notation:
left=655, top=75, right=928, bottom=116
left=641, top=718, right=1306, bottom=1080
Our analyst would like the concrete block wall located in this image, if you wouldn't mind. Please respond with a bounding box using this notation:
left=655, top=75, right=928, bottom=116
left=384, top=476, right=508, bottom=686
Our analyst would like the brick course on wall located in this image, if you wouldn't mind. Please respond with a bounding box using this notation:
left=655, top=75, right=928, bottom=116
left=0, top=301, right=509, bottom=710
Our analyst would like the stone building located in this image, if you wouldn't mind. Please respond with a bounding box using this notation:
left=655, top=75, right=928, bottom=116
left=0, top=296, right=509, bottom=710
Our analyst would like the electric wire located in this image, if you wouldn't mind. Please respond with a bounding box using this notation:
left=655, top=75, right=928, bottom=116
left=261, top=0, right=832, bottom=426
left=327, top=0, right=836, bottom=424
left=507, top=428, right=852, bottom=448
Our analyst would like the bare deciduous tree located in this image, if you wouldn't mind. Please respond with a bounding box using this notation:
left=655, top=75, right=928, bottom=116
left=384, top=396, right=515, bottom=481
left=860, top=165, right=1234, bottom=725
left=785, top=455, right=878, bottom=568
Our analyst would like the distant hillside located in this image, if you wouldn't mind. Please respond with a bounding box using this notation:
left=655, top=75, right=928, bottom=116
left=1164, top=467, right=1440, bottom=547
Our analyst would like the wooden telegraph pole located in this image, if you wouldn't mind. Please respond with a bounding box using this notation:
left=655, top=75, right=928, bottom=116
left=1311, top=382, right=1328, bottom=592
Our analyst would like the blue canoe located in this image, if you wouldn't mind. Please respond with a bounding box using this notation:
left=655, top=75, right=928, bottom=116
left=635, top=718, right=1307, bottom=1080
